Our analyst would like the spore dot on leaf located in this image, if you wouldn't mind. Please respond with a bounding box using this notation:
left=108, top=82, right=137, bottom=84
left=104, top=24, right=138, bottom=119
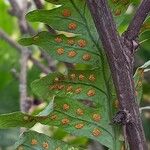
left=51, top=114, right=58, bottom=120
left=77, top=39, right=87, bottom=48
left=79, top=74, right=85, bottom=80
left=31, top=139, right=38, bottom=145
left=75, top=123, right=84, bottom=129
left=67, top=38, right=75, bottom=45
left=61, top=118, right=70, bottom=125
left=92, top=128, right=101, bottom=137
left=55, top=37, right=63, bottom=43
left=82, top=53, right=91, bottom=61
left=75, top=87, right=82, bottom=94
left=56, top=48, right=64, bottom=55
left=62, top=9, right=71, bottom=17
left=87, top=89, right=96, bottom=97
left=68, top=22, right=77, bottom=30
left=70, top=73, right=76, bottom=80
left=68, top=50, right=77, bottom=57
left=89, top=74, right=96, bottom=81
left=49, top=84, right=58, bottom=90
left=57, top=84, right=64, bottom=90
left=42, top=142, right=49, bottom=149
left=63, top=104, right=70, bottom=111
left=92, top=114, right=101, bottom=122
left=76, top=108, right=84, bottom=116
left=66, top=85, right=73, bottom=92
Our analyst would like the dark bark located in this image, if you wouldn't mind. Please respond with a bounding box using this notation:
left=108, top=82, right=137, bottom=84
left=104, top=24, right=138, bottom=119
left=87, top=0, right=149, bottom=149
left=124, top=0, right=150, bottom=41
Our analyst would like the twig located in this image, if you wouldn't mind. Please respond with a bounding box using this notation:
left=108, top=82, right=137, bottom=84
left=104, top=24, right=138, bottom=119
left=33, top=0, right=44, bottom=9
left=8, top=0, right=34, bottom=35
left=87, top=0, right=147, bottom=149
left=19, top=49, right=30, bottom=112
left=8, top=0, right=30, bottom=113
left=0, top=29, right=51, bottom=74
left=40, top=49, right=56, bottom=71
left=124, top=0, right=150, bottom=41
left=29, top=55, right=51, bottom=74
left=140, top=106, right=150, bottom=112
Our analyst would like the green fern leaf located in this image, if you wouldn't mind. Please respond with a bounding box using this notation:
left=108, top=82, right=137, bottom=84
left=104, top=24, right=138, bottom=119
left=15, top=130, right=84, bottom=150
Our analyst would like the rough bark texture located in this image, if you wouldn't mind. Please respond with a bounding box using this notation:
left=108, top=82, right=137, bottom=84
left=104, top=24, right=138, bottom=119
left=87, top=0, right=149, bottom=149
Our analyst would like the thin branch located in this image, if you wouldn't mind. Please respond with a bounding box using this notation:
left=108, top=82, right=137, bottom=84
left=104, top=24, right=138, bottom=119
left=0, top=29, right=51, bottom=74
left=7, top=0, right=54, bottom=113
left=8, top=0, right=55, bottom=72
left=124, top=0, right=150, bottom=41
left=8, top=0, right=22, bottom=18
left=29, top=56, right=51, bottom=74
left=140, top=106, right=150, bottom=112
left=19, top=49, right=29, bottom=112
left=8, top=0, right=30, bottom=113
left=33, top=0, right=44, bottom=9
left=87, top=0, right=147, bottom=149
left=40, top=49, right=56, bottom=71
left=8, top=0, right=34, bottom=35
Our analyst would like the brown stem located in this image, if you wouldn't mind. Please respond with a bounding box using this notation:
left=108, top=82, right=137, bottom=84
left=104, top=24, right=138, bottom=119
left=124, top=0, right=150, bottom=41
left=125, top=0, right=150, bottom=40
left=87, top=0, right=147, bottom=149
